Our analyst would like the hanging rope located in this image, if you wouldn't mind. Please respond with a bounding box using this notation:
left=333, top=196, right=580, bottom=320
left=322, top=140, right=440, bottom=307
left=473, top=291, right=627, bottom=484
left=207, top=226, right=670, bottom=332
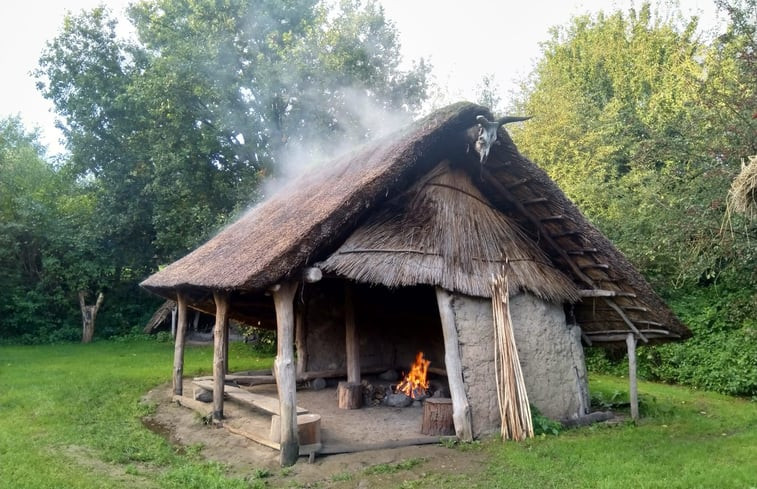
left=492, top=262, right=534, bottom=441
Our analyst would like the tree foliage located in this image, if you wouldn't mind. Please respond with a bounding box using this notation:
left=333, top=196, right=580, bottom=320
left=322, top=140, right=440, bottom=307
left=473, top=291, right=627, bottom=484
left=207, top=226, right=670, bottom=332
left=3, top=0, right=429, bottom=342
left=512, top=1, right=757, bottom=396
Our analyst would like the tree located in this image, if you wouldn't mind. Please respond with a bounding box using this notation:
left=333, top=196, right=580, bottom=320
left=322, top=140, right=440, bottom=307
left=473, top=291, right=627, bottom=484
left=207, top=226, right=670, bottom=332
left=36, top=0, right=430, bottom=266
left=0, top=117, right=111, bottom=342
left=511, top=2, right=757, bottom=396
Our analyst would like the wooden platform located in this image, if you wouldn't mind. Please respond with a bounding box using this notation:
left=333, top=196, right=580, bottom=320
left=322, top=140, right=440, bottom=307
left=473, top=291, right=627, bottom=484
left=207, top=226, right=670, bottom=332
left=192, top=379, right=308, bottom=416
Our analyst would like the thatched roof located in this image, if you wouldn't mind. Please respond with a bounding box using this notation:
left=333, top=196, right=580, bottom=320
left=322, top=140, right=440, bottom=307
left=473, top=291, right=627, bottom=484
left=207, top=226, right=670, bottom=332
left=141, top=102, right=690, bottom=345
left=319, top=161, right=579, bottom=303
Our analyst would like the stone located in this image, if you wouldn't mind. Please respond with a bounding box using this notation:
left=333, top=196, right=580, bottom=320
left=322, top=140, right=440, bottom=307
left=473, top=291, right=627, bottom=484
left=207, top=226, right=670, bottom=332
left=383, top=392, right=413, bottom=408
left=310, top=377, right=327, bottom=391
left=193, top=386, right=213, bottom=403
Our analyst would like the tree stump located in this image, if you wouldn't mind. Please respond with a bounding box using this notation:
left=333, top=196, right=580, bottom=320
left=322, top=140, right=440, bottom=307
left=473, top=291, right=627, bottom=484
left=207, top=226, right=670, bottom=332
left=421, top=398, right=455, bottom=436
left=337, top=381, right=362, bottom=409
left=270, top=413, right=322, bottom=446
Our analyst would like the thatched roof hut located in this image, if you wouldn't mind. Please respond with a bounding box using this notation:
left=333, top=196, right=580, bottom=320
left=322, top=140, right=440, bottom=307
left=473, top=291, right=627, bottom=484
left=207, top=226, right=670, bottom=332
left=142, top=102, right=688, bottom=345
left=141, top=102, right=690, bottom=463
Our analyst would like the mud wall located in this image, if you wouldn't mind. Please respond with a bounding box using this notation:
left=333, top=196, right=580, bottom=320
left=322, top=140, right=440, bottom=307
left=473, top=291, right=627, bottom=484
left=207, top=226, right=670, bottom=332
left=452, top=292, right=589, bottom=438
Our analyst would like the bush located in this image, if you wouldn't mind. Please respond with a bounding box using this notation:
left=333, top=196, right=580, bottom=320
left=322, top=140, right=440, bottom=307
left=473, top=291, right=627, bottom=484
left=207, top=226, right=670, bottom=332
left=587, top=285, right=757, bottom=398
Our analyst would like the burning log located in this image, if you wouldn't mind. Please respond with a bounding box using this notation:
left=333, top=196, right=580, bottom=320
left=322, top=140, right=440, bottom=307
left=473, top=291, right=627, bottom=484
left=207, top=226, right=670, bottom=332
left=396, top=351, right=430, bottom=399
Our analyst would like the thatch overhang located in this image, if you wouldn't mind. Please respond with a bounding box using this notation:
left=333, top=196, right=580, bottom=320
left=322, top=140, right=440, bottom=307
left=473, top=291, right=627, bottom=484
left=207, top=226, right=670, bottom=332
left=140, top=101, right=690, bottom=346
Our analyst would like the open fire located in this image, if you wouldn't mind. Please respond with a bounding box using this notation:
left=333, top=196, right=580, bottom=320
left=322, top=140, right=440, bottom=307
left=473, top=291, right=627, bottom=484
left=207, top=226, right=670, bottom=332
left=396, top=351, right=431, bottom=399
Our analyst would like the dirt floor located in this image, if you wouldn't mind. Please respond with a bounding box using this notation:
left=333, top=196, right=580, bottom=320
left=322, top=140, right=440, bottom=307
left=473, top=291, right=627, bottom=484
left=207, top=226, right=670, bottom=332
left=142, top=381, right=489, bottom=488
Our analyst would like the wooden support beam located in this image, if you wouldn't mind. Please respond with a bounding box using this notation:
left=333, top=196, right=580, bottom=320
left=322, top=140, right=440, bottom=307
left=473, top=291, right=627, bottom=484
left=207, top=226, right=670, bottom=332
left=295, top=307, right=307, bottom=377
left=481, top=168, right=595, bottom=288
left=273, top=281, right=300, bottom=467
left=435, top=287, right=473, bottom=442
left=578, top=289, right=637, bottom=298
left=550, top=230, right=580, bottom=238
left=584, top=331, right=679, bottom=342
left=584, top=328, right=672, bottom=336
left=506, top=177, right=528, bottom=189
left=540, top=214, right=564, bottom=221
left=522, top=197, right=548, bottom=205
left=626, top=333, right=639, bottom=421
left=212, top=291, right=229, bottom=421
left=580, top=263, right=610, bottom=270
left=172, top=292, right=189, bottom=396
left=622, top=305, right=649, bottom=312
left=344, top=284, right=360, bottom=384
left=602, top=298, right=649, bottom=344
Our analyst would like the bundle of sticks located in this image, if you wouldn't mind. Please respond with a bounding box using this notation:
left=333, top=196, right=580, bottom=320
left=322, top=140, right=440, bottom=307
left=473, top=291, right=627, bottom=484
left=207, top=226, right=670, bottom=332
left=491, top=265, right=534, bottom=441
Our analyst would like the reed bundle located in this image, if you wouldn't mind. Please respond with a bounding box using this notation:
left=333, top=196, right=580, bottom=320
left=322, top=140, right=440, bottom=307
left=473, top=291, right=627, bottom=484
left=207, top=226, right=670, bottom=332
left=492, top=264, right=534, bottom=441
left=729, top=155, right=757, bottom=220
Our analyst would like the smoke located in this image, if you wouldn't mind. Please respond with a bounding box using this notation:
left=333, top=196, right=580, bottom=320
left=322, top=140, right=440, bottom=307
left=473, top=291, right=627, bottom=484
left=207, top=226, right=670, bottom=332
left=260, top=85, right=413, bottom=198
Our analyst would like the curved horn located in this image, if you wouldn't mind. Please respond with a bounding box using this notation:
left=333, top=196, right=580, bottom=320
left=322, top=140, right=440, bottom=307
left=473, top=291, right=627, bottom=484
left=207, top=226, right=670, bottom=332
left=498, top=115, right=532, bottom=125
left=476, top=115, right=490, bottom=125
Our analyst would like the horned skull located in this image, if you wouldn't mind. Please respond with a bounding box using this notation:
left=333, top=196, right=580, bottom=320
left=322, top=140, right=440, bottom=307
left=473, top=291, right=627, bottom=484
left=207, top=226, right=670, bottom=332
left=469, top=115, right=532, bottom=165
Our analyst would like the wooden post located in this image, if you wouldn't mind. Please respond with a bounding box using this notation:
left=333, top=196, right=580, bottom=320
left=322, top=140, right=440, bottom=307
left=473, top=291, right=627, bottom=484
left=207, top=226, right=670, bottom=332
left=435, top=287, right=473, bottom=441
left=223, top=319, right=230, bottom=374
left=172, top=292, right=189, bottom=396
left=626, top=333, right=639, bottom=421
left=273, top=281, right=299, bottom=467
left=344, top=284, right=360, bottom=384
left=212, top=291, right=229, bottom=422
left=295, top=307, right=307, bottom=377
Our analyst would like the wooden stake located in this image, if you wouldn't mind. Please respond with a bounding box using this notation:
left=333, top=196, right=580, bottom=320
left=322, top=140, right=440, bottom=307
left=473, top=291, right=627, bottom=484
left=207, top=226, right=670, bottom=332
left=435, top=287, right=473, bottom=442
left=212, top=291, right=229, bottom=421
left=273, top=281, right=300, bottom=467
left=344, top=284, right=360, bottom=384
left=295, top=307, right=307, bottom=377
left=626, top=333, right=639, bottom=421
left=172, top=292, right=189, bottom=396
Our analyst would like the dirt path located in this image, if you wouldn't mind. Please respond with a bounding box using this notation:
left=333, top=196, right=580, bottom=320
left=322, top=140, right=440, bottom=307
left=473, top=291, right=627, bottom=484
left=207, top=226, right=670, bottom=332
left=141, top=383, right=489, bottom=487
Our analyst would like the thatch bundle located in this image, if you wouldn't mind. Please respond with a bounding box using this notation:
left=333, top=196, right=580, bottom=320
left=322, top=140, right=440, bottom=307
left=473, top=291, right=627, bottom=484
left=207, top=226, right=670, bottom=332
left=729, top=155, right=757, bottom=220
left=320, top=161, right=579, bottom=302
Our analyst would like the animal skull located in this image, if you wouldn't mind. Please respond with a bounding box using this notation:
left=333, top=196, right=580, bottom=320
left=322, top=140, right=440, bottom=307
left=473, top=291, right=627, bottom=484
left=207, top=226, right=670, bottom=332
left=469, top=115, right=532, bottom=165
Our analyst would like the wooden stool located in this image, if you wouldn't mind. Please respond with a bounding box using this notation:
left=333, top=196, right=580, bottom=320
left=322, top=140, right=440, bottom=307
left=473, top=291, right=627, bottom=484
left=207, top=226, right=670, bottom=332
left=337, top=381, right=362, bottom=409
left=270, top=413, right=322, bottom=446
left=421, top=398, right=454, bottom=436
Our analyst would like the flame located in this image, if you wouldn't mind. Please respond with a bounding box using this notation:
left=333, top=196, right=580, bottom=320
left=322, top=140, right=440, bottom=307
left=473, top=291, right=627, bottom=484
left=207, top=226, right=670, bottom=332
left=396, top=351, right=431, bottom=399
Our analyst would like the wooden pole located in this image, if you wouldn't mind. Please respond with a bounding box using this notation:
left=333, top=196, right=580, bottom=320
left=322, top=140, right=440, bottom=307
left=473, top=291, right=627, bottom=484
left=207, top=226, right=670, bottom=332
left=172, top=292, right=189, bottom=396
left=295, top=307, right=307, bottom=377
left=344, top=284, right=360, bottom=384
left=223, top=319, right=230, bottom=374
left=273, top=281, right=299, bottom=467
left=212, top=291, right=229, bottom=422
left=435, top=287, right=473, bottom=441
left=626, top=333, right=639, bottom=421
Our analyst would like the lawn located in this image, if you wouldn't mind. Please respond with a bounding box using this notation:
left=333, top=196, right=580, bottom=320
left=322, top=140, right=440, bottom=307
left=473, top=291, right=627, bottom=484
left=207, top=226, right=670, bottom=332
left=1, top=339, right=755, bottom=488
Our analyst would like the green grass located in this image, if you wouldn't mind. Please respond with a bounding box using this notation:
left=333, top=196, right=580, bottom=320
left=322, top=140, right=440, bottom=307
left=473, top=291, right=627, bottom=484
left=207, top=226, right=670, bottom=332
left=1, top=340, right=756, bottom=488
left=0, top=339, right=273, bottom=489
left=419, top=376, right=757, bottom=489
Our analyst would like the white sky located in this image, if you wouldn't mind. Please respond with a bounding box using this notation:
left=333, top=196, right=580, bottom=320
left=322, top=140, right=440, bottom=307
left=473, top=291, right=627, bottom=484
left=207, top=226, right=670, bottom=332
left=0, top=0, right=723, bottom=158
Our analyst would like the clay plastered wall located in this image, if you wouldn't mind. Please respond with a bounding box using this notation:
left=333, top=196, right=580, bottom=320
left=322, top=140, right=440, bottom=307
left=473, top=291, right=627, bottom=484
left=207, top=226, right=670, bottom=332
left=452, top=293, right=588, bottom=437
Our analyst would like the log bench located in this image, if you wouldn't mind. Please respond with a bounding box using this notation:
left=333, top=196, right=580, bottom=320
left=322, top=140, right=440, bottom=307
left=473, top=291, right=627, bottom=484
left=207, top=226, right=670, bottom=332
left=191, top=379, right=308, bottom=416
